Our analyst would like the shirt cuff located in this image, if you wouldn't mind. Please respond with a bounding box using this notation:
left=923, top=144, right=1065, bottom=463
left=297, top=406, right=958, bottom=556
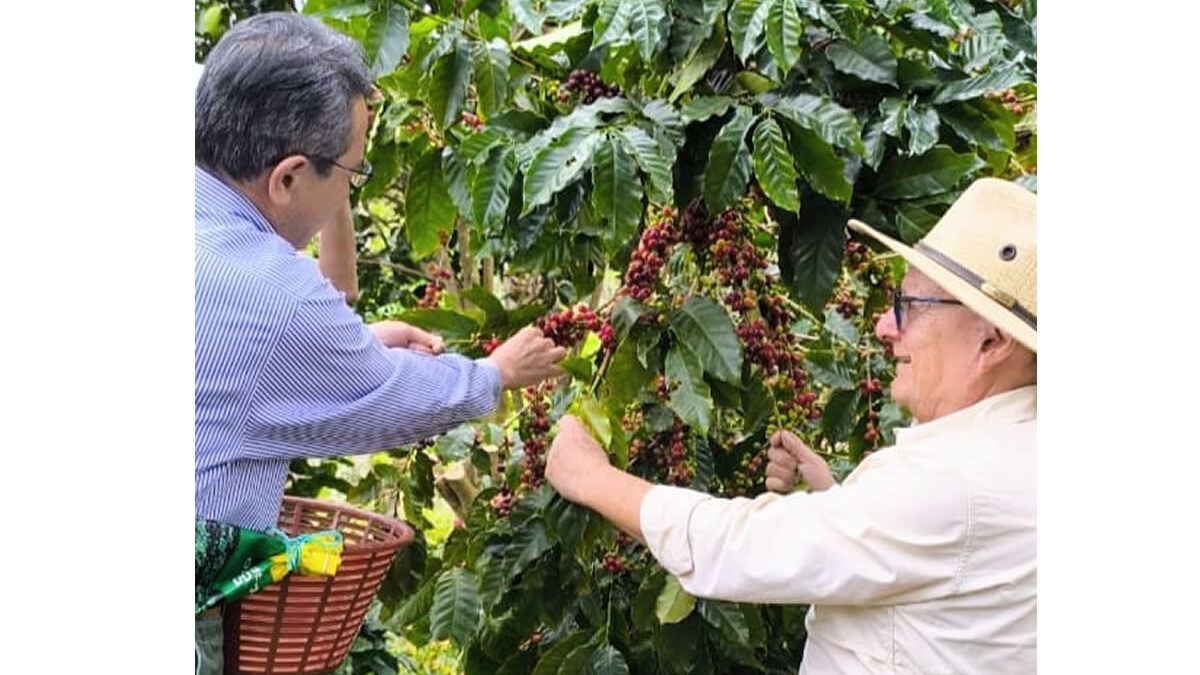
left=474, top=357, right=503, bottom=401
left=639, top=485, right=712, bottom=577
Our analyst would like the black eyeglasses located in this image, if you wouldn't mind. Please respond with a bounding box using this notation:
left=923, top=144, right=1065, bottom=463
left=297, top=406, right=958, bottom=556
left=892, top=293, right=963, bottom=331
left=312, top=156, right=373, bottom=188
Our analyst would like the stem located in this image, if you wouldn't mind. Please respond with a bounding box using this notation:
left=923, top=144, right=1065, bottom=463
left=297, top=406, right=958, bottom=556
left=359, top=257, right=433, bottom=280
left=605, top=583, right=613, bottom=642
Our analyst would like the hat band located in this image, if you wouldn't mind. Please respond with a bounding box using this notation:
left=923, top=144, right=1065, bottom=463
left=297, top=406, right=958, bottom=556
left=913, top=242, right=1037, bottom=331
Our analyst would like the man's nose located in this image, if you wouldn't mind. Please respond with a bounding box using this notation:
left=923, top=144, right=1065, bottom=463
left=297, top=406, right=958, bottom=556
left=875, top=306, right=898, bottom=343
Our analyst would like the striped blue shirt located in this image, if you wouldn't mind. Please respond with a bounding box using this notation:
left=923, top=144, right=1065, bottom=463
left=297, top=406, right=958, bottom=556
left=195, top=166, right=501, bottom=531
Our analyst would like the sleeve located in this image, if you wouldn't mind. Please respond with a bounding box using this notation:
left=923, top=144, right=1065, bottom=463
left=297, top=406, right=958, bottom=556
left=242, top=284, right=502, bottom=459
left=638, top=455, right=970, bottom=606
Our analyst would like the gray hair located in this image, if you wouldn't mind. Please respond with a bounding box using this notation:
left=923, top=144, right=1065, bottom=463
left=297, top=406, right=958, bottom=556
left=195, top=12, right=372, bottom=181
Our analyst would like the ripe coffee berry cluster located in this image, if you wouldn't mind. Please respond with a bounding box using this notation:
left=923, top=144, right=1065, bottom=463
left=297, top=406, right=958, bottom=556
left=490, top=485, right=514, bottom=518
left=535, top=305, right=603, bottom=349
left=481, top=336, right=502, bottom=356
left=985, top=88, right=1028, bottom=116
left=417, top=263, right=453, bottom=309
left=602, top=551, right=627, bottom=574
left=622, top=207, right=679, bottom=301
left=515, top=383, right=554, bottom=491
left=560, top=69, right=620, bottom=104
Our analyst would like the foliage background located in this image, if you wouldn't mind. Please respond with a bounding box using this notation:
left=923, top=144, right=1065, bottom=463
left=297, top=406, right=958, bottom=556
left=196, top=0, right=1035, bottom=672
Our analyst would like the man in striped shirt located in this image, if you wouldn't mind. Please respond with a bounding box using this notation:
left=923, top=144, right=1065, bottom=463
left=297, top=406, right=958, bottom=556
left=195, top=13, right=564, bottom=672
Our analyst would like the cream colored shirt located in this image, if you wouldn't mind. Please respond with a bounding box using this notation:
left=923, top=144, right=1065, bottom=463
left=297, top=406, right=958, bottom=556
left=640, top=386, right=1036, bottom=674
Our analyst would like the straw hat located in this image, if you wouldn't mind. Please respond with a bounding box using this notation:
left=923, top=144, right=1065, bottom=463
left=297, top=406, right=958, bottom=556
left=848, top=178, right=1037, bottom=352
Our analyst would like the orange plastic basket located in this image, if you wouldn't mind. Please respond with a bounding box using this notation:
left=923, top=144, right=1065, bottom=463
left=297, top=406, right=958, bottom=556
left=223, top=496, right=414, bottom=675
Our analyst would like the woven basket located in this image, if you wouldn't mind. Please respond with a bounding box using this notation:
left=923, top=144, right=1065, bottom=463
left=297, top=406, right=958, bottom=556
left=223, top=496, right=414, bottom=675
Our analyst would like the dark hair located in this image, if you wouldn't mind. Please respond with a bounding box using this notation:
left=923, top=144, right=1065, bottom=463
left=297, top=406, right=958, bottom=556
left=195, top=12, right=372, bottom=181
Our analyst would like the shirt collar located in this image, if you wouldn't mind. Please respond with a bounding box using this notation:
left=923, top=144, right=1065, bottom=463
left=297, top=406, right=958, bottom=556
left=894, top=385, right=1037, bottom=445
left=195, top=165, right=276, bottom=236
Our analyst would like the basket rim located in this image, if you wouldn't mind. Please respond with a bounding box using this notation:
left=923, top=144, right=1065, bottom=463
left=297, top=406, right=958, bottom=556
left=279, top=495, right=414, bottom=553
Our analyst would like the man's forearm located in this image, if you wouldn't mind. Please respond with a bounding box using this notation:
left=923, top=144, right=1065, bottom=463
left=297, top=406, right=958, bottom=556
left=580, top=466, right=654, bottom=542
left=318, top=200, right=358, bottom=302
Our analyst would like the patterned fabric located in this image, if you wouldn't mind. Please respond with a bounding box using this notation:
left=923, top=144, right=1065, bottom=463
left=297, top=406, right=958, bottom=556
left=195, top=165, right=502, bottom=531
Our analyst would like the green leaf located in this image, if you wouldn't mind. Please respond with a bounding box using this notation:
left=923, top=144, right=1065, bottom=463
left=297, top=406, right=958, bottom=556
left=932, top=64, right=1027, bottom=104
left=395, top=308, right=481, bottom=340
left=366, top=4, right=410, bottom=79
left=560, top=643, right=599, bottom=675
left=804, top=352, right=855, bottom=389
left=404, top=149, right=456, bottom=259
left=861, top=118, right=886, bottom=170
left=628, top=0, right=668, bottom=61
left=198, top=5, right=224, bottom=36
left=473, top=39, right=511, bottom=120
left=594, top=0, right=633, bottom=47
left=821, top=388, right=862, bottom=442
left=794, top=0, right=841, bottom=32
left=640, top=99, right=686, bottom=148
left=655, top=575, right=696, bottom=624
left=590, top=644, right=631, bottom=675
left=681, top=96, right=735, bottom=125
left=509, top=0, right=544, bottom=35
left=776, top=195, right=846, bottom=314
left=698, top=599, right=751, bottom=643
left=592, top=136, right=644, bottom=243
left=825, top=31, right=896, bottom=85
left=531, top=631, right=592, bottom=675
left=879, top=97, right=907, bottom=138
left=616, top=125, right=674, bottom=204
left=604, top=336, right=654, bottom=411
left=769, top=93, right=864, bottom=154
left=460, top=127, right=508, bottom=161
left=904, top=103, right=940, bottom=156
left=874, top=146, right=985, bottom=199
left=766, top=0, right=804, bottom=74
left=752, top=116, right=800, bottom=212
left=669, top=297, right=743, bottom=383
left=508, top=518, right=551, bottom=578
left=523, top=126, right=605, bottom=214
left=610, top=297, right=648, bottom=343
left=559, top=356, right=595, bottom=382
left=472, top=146, right=518, bottom=231
left=670, top=15, right=726, bottom=102
left=823, top=309, right=859, bottom=344
left=427, top=39, right=473, bottom=129
left=741, top=373, right=774, bottom=435
left=702, top=105, right=754, bottom=213
left=443, top=147, right=474, bottom=224
left=514, top=20, right=587, bottom=54
left=430, top=568, right=481, bottom=647
left=728, top=0, right=770, bottom=63
left=783, top=121, right=852, bottom=204
left=665, top=346, right=713, bottom=435
left=571, top=392, right=614, bottom=448
left=632, top=569, right=667, bottom=631
left=938, top=100, right=1013, bottom=151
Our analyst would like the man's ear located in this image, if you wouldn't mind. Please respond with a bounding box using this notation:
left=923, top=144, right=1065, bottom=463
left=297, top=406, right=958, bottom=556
left=977, top=323, right=1019, bottom=371
left=265, top=155, right=309, bottom=206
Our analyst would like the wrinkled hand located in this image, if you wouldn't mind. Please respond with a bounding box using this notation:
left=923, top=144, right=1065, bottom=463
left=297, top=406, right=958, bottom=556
left=485, top=326, right=566, bottom=389
left=546, top=415, right=611, bottom=504
left=764, top=430, right=834, bottom=494
left=369, top=321, right=445, bottom=354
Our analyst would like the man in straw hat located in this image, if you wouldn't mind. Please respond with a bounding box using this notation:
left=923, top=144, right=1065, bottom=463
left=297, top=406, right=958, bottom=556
left=546, top=177, right=1037, bottom=674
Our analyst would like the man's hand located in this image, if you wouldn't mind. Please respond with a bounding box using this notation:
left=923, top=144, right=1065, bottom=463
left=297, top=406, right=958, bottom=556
left=764, top=430, right=835, bottom=494
left=369, top=321, right=445, bottom=354
left=485, top=326, right=566, bottom=389
left=546, top=415, right=612, bottom=505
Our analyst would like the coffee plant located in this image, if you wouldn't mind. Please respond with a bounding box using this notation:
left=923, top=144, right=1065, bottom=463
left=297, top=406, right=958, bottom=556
left=197, top=0, right=1036, bottom=672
